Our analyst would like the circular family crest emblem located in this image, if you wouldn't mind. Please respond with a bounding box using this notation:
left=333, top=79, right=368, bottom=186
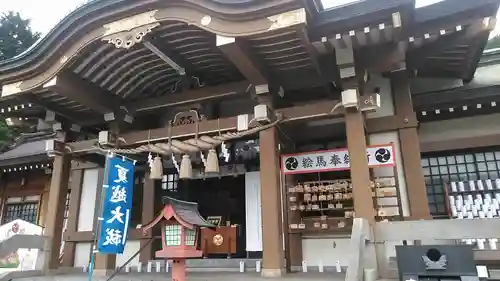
left=375, top=148, right=391, bottom=163
left=285, top=157, right=299, bottom=171
left=11, top=223, right=19, bottom=234
left=212, top=234, right=224, bottom=246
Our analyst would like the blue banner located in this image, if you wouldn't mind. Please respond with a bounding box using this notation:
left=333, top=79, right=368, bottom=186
left=97, top=156, right=135, bottom=254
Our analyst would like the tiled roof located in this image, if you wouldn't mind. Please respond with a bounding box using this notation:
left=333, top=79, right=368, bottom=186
left=0, top=131, right=56, bottom=166
left=162, top=196, right=215, bottom=228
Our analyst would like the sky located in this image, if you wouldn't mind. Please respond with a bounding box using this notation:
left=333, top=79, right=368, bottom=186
left=0, top=0, right=499, bottom=36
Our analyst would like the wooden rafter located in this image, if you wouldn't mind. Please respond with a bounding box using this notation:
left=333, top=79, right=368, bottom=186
left=408, top=17, right=496, bottom=70
left=217, top=35, right=269, bottom=86
left=42, top=70, right=123, bottom=115
left=19, top=93, right=93, bottom=125
left=126, top=80, right=251, bottom=113
left=295, top=26, right=333, bottom=95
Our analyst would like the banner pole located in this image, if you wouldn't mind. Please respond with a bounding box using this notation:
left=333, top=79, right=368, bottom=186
left=89, top=152, right=112, bottom=281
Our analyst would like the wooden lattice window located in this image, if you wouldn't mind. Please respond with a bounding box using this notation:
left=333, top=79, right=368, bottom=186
left=3, top=202, right=38, bottom=224
left=165, top=224, right=182, bottom=246
left=184, top=229, right=196, bottom=246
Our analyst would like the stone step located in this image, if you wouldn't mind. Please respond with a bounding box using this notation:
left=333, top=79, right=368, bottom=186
left=10, top=272, right=346, bottom=281
left=123, top=258, right=262, bottom=273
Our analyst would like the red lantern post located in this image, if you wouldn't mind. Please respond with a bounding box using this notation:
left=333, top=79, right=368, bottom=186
left=142, top=197, right=214, bottom=281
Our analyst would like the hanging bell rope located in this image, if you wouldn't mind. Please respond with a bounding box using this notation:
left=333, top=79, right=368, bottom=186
left=100, top=114, right=282, bottom=156
left=150, top=156, right=163, bottom=180
left=147, top=129, right=163, bottom=180
left=205, top=118, right=221, bottom=173
left=179, top=115, right=199, bottom=179
left=179, top=154, right=193, bottom=179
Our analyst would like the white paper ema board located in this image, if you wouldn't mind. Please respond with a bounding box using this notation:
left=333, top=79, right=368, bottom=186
left=281, top=144, right=396, bottom=175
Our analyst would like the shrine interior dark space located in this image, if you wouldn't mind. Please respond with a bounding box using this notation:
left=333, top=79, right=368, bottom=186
left=153, top=174, right=248, bottom=258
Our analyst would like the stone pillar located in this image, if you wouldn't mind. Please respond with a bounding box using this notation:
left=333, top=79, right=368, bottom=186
left=43, top=153, right=71, bottom=273
left=139, top=175, right=155, bottom=263
left=62, top=169, right=84, bottom=267
left=345, top=90, right=375, bottom=221
left=258, top=91, right=285, bottom=277
left=390, top=70, right=431, bottom=219
left=92, top=167, right=117, bottom=276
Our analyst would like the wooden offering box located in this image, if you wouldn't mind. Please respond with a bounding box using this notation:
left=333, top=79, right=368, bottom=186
left=201, top=226, right=238, bottom=255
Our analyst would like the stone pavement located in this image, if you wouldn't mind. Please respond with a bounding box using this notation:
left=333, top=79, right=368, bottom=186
left=12, top=272, right=346, bottom=281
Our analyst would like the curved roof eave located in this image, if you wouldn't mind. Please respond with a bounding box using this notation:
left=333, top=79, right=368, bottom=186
left=0, top=0, right=301, bottom=81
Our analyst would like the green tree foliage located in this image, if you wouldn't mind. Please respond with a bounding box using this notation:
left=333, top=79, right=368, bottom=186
left=0, top=12, right=40, bottom=144
left=0, top=11, right=40, bottom=61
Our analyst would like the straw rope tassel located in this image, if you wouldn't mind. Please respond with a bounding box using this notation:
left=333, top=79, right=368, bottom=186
left=205, top=118, right=221, bottom=173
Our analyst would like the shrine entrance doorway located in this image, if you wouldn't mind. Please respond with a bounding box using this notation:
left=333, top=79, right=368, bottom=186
left=155, top=171, right=248, bottom=259
left=186, top=174, right=246, bottom=258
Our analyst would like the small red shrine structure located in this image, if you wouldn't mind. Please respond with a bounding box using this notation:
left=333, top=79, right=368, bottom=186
left=142, top=197, right=214, bottom=281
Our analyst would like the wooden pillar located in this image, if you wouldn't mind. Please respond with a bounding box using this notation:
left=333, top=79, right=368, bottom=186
left=62, top=169, right=84, bottom=267
left=345, top=90, right=375, bottom=221
left=284, top=173, right=302, bottom=271
left=139, top=175, right=155, bottom=263
left=0, top=173, right=6, bottom=223
left=43, top=153, right=71, bottom=273
left=258, top=92, right=285, bottom=277
left=38, top=176, right=51, bottom=227
left=391, top=70, right=431, bottom=219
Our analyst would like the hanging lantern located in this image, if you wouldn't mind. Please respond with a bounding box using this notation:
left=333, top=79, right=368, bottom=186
left=150, top=156, right=163, bottom=180
left=179, top=154, right=193, bottom=179
left=205, top=149, right=220, bottom=173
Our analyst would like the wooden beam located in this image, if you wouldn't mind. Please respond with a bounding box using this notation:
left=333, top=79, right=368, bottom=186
left=295, top=26, right=333, bottom=95
left=127, top=80, right=251, bottom=113
left=68, top=95, right=380, bottom=152
left=42, top=71, right=123, bottom=115
left=320, top=37, right=342, bottom=90
left=217, top=36, right=268, bottom=85
left=148, top=38, right=199, bottom=76
left=359, top=41, right=407, bottom=73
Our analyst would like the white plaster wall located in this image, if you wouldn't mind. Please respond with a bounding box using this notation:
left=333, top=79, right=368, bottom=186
left=245, top=172, right=263, bottom=252
left=301, top=237, right=351, bottom=266
left=419, top=113, right=500, bottom=143
left=116, top=241, right=140, bottom=267
left=74, top=242, right=92, bottom=267
left=77, top=169, right=99, bottom=231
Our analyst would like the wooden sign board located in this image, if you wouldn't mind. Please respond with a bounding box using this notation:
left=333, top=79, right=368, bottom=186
left=172, top=110, right=200, bottom=126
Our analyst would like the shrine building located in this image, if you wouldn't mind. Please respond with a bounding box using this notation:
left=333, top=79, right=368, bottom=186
left=0, top=0, right=498, bottom=277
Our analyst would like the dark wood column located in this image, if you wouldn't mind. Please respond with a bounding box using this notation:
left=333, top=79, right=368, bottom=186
left=43, top=153, right=71, bottom=272
left=62, top=168, right=84, bottom=267
left=284, top=172, right=302, bottom=271
left=139, top=175, right=155, bottom=263
left=258, top=92, right=285, bottom=277
left=391, top=70, right=431, bottom=219
left=0, top=173, right=6, bottom=223
left=345, top=101, right=376, bottom=221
